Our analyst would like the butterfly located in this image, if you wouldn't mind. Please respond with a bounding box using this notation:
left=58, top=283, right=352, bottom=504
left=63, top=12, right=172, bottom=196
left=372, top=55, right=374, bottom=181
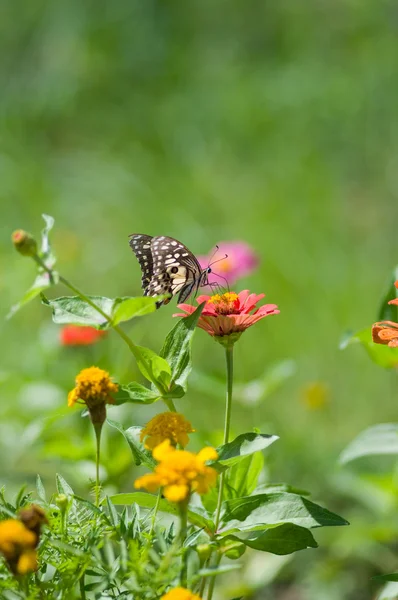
left=129, top=234, right=212, bottom=307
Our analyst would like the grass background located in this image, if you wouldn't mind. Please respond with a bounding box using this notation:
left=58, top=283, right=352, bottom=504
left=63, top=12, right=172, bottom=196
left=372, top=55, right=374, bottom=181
left=1, top=1, right=398, bottom=598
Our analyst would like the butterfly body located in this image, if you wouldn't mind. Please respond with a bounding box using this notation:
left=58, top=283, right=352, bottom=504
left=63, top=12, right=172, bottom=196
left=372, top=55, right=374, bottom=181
left=129, top=234, right=210, bottom=307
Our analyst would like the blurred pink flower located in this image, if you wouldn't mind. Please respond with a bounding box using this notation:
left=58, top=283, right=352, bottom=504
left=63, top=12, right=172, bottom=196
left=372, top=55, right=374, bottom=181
left=197, top=241, right=258, bottom=287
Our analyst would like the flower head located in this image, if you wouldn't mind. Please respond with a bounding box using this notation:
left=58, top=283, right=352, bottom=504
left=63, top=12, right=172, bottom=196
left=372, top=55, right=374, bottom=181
left=174, top=290, right=279, bottom=346
left=68, top=366, right=118, bottom=424
left=60, top=325, right=107, bottom=346
left=140, top=412, right=194, bottom=450
left=0, top=519, right=37, bottom=575
left=198, top=241, right=258, bottom=286
left=161, top=588, right=202, bottom=600
left=372, top=321, right=398, bottom=348
left=135, top=440, right=218, bottom=503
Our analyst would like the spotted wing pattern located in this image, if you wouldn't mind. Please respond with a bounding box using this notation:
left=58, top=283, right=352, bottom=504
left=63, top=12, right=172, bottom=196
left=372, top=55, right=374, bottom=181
left=128, top=234, right=154, bottom=293
left=129, top=234, right=208, bottom=307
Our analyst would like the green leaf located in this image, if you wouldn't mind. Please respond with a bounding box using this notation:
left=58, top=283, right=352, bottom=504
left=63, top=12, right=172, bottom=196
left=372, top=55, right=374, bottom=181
left=114, top=382, right=160, bottom=405
left=107, top=420, right=156, bottom=468
left=378, top=266, right=398, bottom=322
left=109, top=492, right=214, bottom=531
left=56, top=474, right=74, bottom=497
left=340, top=423, right=398, bottom=464
left=7, top=272, right=56, bottom=319
left=340, top=327, right=398, bottom=368
left=224, top=522, right=318, bottom=555
left=198, top=564, right=242, bottom=577
left=160, top=302, right=205, bottom=396
left=212, top=432, right=279, bottom=468
left=36, top=475, right=46, bottom=501
left=41, top=295, right=160, bottom=329
left=40, top=214, right=56, bottom=266
left=374, top=574, right=398, bottom=583
left=219, top=492, right=348, bottom=534
left=227, top=452, right=264, bottom=497
left=134, top=345, right=171, bottom=391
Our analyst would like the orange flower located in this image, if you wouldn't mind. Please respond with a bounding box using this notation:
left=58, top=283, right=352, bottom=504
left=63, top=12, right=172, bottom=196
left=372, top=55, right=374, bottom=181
left=135, top=440, right=218, bottom=503
left=60, top=325, right=107, bottom=346
left=372, top=321, right=398, bottom=348
left=174, top=290, right=279, bottom=346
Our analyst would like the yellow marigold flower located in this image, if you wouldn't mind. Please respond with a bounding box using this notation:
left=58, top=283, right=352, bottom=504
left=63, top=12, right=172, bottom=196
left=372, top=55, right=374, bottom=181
left=68, top=366, right=118, bottom=409
left=135, top=440, right=218, bottom=503
left=0, top=519, right=37, bottom=575
left=161, top=587, right=202, bottom=600
left=140, top=412, right=195, bottom=450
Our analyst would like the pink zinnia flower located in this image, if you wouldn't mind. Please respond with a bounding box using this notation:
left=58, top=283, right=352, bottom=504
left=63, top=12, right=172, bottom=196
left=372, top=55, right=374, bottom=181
left=60, top=325, right=107, bottom=346
left=197, top=242, right=258, bottom=287
left=174, top=290, right=279, bottom=346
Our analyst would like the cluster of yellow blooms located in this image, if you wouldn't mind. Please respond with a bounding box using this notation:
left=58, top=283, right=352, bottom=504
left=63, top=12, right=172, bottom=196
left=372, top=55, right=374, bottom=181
left=68, top=366, right=118, bottom=409
left=135, top=438, right=218, bottom=503
left=161, top=587, right=202, bottom=600
left=0, top=505, right=47, bottom=575
left=140, top=412, right=195, bottom=450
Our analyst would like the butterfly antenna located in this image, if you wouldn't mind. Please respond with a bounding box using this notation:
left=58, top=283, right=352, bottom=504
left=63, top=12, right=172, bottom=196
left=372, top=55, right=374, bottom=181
left=207, top=244, right=220, bottom=267
left=209, top=253, right=228, bottom=268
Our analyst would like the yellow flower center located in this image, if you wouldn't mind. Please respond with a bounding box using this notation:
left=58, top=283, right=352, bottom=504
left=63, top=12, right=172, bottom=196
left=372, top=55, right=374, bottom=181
left=208, top=292, right=240, bottom=314
left=140, top=412, right=194, bottom=450
left=68, top=366, right=118, bottom=408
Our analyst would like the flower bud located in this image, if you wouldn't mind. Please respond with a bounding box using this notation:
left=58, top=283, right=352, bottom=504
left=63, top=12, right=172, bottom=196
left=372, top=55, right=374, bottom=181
left=55, top=494, right=69, bottom=511
left=196, top=543, right=212, bottom=564
left=12, top=230, right=38, bottom=257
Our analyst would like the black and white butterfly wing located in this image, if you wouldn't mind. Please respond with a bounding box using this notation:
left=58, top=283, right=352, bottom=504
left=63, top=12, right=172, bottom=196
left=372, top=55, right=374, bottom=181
left=128, top=234, right=154, bottom=294
left=129, top=234, right=208, bottom=307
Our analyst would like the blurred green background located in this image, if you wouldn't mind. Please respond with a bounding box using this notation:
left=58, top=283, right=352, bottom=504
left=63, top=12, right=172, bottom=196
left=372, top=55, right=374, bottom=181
left=1, top=1, right=398, bottom=598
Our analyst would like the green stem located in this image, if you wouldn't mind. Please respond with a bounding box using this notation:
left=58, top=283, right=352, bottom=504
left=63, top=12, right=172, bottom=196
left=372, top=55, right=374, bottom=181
left=214, top=346, right=234, bottom=531
left=207, top=345, right=234, bottom=600
left=206, top=552, right=222, bottom=600
left=162, top=396, right=177, bottom=412
left=93, top=422, right=103, bottom=507
left=79, top=574, right=87, bottom=600
left=179, top=502, right=188, bottom=588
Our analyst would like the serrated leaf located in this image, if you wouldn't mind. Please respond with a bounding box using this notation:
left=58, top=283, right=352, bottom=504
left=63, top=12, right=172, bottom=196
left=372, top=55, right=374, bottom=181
left=114, top=382, right=160, bottom=405
left=107, top=420, right=156, bottom=468
left=340, top=327, right=398, bottom=368
left=109, top=492, right=214, bottom=531
left=223, top=522, right=318, bottom=555
left=340, top=423, right=398, bottom=464
left=160, top=302, right=205, bottom=396
left=219, top=492, right=348, bottom=534
left=41, top=295, right=160, bottom=329
left=212, top=432, right=279, bottom=468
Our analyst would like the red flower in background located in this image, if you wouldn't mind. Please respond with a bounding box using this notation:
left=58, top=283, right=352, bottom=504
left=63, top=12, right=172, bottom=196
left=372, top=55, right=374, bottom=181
left=60, top=325, right=107, bottom=346
left=174, top=290, right=279, bottom=345
left=197, top=241, right=258, bottom=287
